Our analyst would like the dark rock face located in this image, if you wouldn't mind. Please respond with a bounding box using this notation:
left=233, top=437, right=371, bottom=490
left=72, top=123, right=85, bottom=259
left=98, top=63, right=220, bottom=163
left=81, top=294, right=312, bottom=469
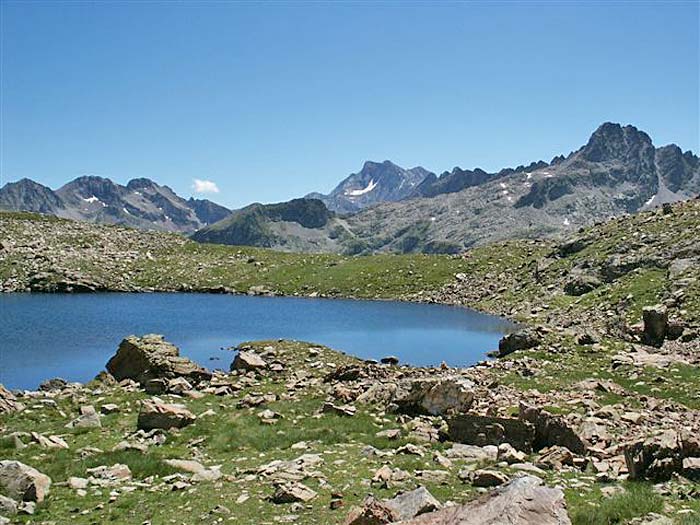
left=497, top=329, right=542, bottom=357
left=447, top=414, right=536, bottom=452
left=186, top=197, right=231, bottom=225
left=106, top=335, right=211, bottom=385
left=414, top=161, right=549, bottom=199
left=642, top=304, right=669, bottom=346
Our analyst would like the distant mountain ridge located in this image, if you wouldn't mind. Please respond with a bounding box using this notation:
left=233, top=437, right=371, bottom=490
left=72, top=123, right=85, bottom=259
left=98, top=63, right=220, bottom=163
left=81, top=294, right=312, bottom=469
left=2, top=122, right=698, bottom=251
left=0, top=176, right=230, bottom=233
left=193, top=122, right=699, bottom=253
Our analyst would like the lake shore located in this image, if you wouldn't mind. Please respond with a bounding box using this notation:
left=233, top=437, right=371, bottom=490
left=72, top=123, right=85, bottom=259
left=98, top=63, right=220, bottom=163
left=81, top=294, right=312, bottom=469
left=1, top=201, right=700, bottom=524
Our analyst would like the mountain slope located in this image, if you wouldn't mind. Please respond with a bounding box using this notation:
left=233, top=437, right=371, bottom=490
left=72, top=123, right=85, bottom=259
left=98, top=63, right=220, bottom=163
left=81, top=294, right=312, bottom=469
left=0, top=176, right=231, bottom=233
left=307, top=160, right=433, bottom=213
left=196, top=122, right=698, bottom=255
left=192, top=198, right=349, bottom=252
left=0, top=179, right=64, bottom=214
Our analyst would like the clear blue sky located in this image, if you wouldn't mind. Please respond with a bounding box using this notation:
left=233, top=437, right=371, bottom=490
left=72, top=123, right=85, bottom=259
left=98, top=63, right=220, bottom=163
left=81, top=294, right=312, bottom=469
left=1, top=1, right=698, bottom=209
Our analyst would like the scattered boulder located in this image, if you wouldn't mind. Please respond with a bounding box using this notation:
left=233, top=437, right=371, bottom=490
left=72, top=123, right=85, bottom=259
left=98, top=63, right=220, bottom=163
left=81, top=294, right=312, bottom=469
left=497, top=329, right=542, bottom=357
left=67, top=405, right=101, bottom=429
left=231, top=350, right=267, bottom=372
left=271, top=481, right=317, bottom=503
left=384, top=486, right=441, bottom=521
left=163, top=459, right=222, bottom=481
left=447, top=414, right=535, bottom=452
left=391, top=475, right=571, bottom=524
left=536, top=446, right=576, bottom=470
left=0, top=461, right=51, bottom=503
left=470, top=469, right=509, bottom=488
left=558, top=237, right=588, bottom=256
left=322, top=402, right=357, bottom=417
left=137, top=399, right=196, bottom=431
left=394, top=376, right=474, bottom=416
left=106, top=335, right=211, bottom=385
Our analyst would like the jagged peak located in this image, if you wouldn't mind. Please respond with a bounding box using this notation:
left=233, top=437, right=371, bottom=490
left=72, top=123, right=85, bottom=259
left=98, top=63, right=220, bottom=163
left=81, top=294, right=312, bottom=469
left=126, top=178, right=159, bottom=191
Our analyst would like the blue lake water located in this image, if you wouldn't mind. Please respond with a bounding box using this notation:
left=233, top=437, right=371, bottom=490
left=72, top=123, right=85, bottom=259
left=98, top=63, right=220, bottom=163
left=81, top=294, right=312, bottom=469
left=0, top=293, right=515, bottom=390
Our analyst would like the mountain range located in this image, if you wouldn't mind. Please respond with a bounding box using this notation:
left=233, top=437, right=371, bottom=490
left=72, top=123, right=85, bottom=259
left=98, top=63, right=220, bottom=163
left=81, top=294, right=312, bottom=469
left=2, top=122, right=699, bottom=252
left=0, top=176, right=231, bottom=233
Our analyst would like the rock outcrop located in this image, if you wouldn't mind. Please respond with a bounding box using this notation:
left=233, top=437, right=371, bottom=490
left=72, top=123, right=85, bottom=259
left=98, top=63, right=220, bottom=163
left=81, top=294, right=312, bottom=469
left=106, top=335, right=211, bottom=385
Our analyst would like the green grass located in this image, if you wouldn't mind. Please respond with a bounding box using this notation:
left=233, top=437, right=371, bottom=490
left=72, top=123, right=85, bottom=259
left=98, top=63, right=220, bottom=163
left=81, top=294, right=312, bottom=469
left=568, top=483, right=664, bottom=525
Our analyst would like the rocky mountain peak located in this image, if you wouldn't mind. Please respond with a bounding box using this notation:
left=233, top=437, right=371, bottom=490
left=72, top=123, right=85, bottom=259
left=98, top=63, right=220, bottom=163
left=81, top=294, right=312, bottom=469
left=580, top=122, right=653, bottom=163
left=126, top=178, right=159, bottom=191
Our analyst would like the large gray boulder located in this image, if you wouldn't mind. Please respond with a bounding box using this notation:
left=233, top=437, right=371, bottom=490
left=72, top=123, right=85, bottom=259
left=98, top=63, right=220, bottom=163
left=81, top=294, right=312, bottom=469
left=389, top=476, right=570, bottom=524
left=106, top=334, right=211, bottom=385
left=0, top=461, right=51, bottom=503
left=384, top=486, right=441, bottom=521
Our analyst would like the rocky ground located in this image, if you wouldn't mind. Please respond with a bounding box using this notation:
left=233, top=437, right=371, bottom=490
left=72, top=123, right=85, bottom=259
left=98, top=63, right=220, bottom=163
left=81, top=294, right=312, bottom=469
left=1, top=200, right=699, bottom=524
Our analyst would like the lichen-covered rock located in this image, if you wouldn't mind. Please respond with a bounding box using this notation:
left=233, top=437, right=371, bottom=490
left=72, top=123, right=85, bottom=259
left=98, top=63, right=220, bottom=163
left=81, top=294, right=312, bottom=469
left=106, top=334, right=211, bottom=385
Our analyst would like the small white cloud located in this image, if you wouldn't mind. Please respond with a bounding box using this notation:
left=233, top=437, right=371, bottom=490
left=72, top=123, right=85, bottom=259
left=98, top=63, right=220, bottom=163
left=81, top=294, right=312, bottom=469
left=192, top=178, right=219, bottom=194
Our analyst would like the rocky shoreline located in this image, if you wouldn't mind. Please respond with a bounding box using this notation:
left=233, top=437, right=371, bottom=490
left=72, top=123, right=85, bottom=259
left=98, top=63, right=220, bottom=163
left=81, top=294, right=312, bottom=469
left=1, top=201, right=700, bottom=524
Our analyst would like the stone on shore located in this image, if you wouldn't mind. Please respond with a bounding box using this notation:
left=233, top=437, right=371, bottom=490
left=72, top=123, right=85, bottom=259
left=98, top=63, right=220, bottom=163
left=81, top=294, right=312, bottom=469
left=106, top=334, right=211, bottom=385
left=231, top=350, right=267, bottom=372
